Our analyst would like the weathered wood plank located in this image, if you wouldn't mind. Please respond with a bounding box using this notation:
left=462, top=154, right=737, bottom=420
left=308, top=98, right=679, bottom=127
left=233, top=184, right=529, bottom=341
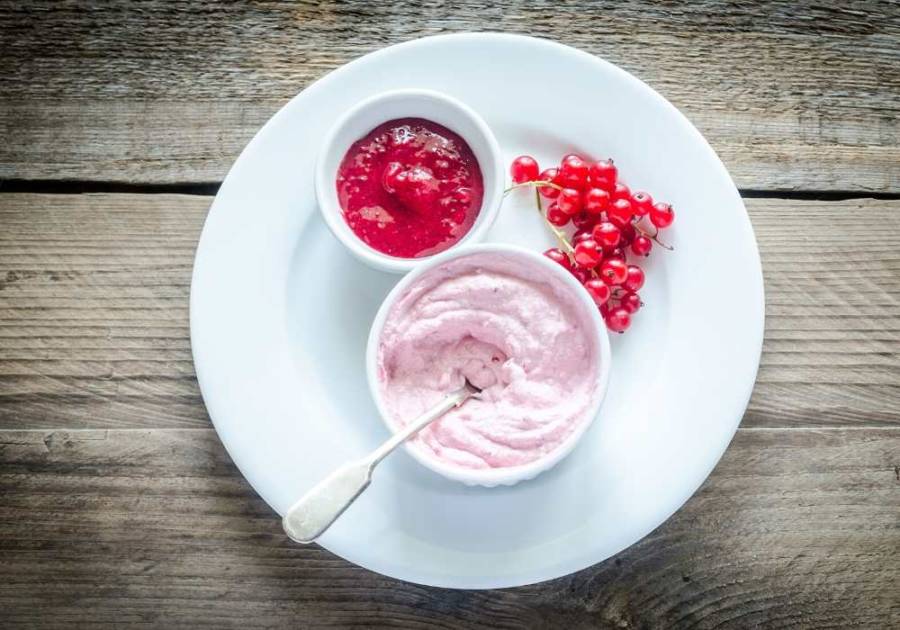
left=747, top=197, right=900, bottom=427
left=1, top=193, right=899, bottom=430
left=1, top=1, right=898, bottom=190
left=0, top=427, right=896, bottom=628
left=0, top=193, right=204, bottom=429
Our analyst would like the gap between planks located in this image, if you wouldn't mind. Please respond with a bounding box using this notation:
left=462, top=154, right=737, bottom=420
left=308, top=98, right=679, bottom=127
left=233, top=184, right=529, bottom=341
left=3, top=180, right=900, bottom=202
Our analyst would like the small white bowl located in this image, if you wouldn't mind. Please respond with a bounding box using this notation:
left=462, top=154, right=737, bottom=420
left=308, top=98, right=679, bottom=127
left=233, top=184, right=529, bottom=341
left=366, top=243, right=612, bottom=486
left=315, top=89, right=505, bottom=274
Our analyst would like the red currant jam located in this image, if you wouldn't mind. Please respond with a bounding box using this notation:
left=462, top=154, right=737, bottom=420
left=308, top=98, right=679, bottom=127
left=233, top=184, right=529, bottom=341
left=336, top=118, right=484, bottom=258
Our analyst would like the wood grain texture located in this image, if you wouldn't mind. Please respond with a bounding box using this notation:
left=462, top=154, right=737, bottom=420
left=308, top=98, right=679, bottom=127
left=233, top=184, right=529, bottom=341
left=1, top=2, right=897, bottom=625
left=1, top=1, right=898, bottom=190
left=2, top=193, right=899, bottom=430
left=748, top=197, right=900, bottom=427
left=0, top=194, right=205, bottom=429
left=0, top=427, right=897, bottom=628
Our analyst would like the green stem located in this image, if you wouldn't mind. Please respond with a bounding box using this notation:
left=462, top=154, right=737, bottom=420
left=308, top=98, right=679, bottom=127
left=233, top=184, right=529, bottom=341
left=504, top=180, right=565, bottom=195
left=533, top=186, right=574, bottom=254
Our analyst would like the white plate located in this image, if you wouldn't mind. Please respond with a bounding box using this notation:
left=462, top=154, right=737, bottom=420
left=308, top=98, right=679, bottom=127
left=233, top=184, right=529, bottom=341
left=190, top=33, right=764, bottom=589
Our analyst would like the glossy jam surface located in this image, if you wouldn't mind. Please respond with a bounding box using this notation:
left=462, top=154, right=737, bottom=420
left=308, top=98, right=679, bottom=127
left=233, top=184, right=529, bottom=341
left=336, top=118, right=484, bottom=258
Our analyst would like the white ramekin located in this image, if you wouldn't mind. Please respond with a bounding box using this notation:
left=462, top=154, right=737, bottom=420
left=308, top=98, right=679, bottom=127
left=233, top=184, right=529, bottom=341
left=366, top=243, right=612, bottom=486
left=315, top=89, right=505, bottom=274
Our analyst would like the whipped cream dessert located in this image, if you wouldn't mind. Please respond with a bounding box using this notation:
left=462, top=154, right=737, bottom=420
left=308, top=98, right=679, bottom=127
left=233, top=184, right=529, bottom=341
left=375, top=251, right=601, bottom=470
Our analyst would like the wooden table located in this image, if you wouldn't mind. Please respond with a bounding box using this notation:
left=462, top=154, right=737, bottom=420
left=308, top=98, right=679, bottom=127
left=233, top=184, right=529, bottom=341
left=1, top=3, right=898, bottom=628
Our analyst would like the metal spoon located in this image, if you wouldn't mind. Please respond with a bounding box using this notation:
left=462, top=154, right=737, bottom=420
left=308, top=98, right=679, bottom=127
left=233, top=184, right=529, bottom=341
left=282, top=379, right=481, bottom=544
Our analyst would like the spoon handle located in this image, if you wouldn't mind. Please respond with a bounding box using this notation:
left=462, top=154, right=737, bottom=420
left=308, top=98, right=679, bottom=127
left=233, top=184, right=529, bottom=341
left=282, top=459, right=372, bottom=543
left=368, top=385, right=471, bottom=465
left=282, top=385, right=472, bottom=544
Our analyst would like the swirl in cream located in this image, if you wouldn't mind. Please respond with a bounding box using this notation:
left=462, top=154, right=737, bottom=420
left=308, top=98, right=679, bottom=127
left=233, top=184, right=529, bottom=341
left=376, top=252, right=601, bottom=469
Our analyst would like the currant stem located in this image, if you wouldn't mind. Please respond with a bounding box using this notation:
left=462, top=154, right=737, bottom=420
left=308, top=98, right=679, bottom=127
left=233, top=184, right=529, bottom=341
left=504, top=180, right=566, bottom=195
left=632, top=217, right=674, bottom=251
left=533, top=188, right=574, bottom=253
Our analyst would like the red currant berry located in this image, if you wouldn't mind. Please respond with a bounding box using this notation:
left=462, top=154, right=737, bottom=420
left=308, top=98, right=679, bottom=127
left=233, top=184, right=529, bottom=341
left=630, top=191, right=653, bottom=216
left=618, top=221, right=635, bottom=245
left=574, top=239, right=603, bottom=268
left=589, top=159, right=617, bottom=185
left=631, top=235, right=652, bottom=257
left=559, top=154, right=590, bottom=190
left=607, top=198, right=634, bottom=224
left=611, top=182, right=631, bottom=201
left=606, top=307, right=632, bottom=333
left=608, top=212, right=630, bottom=230
left=650, top=202, right=675, bottom=228
left=600, top=258, right=628, bottom=285
left=570, top=266, right=592, bottom=284
left=572, top=229, right=593, bottom=245
left=546, top=203, right=570, bottom=227
left=557, top=188, right=583, bottom=216
left=624, top=264, right=645, bottom=291
left=620, top=291, right=642, bottom=313
left=589, top=176, right=615, bottom=193
left=592, top=221, right=621, bottom=249
left=584, top=279, right=612, bottom=306
left=605, top=247, right=626, bottom=262
left=571, top=211, right=597, bottom=231
left=538, top=168, right=561, bottom=199
left=543, top=247, right=572, bottom=270
left=510, top=155, right=540, bottom=184
left=583, top=187, right=611, bottom=215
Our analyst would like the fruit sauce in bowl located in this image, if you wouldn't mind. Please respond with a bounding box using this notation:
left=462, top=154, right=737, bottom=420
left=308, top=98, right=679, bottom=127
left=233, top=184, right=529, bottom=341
left=315, top=89, right=504, bottom=274
left=336, top=118, right=484, bottom=259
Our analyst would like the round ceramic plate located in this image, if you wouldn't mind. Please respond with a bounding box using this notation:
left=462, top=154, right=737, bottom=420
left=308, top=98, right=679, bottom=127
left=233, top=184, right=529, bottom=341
left=190, top=33, right=764, bottom=589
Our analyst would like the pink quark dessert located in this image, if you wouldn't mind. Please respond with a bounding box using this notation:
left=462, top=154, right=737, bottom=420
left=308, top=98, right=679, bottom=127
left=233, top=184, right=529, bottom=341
left=375, top=252, right=601, bottom=470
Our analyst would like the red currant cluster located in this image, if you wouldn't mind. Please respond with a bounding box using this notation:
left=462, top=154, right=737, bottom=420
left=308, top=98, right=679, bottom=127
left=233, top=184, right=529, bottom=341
left=509, top=153, right=675, bottom=333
